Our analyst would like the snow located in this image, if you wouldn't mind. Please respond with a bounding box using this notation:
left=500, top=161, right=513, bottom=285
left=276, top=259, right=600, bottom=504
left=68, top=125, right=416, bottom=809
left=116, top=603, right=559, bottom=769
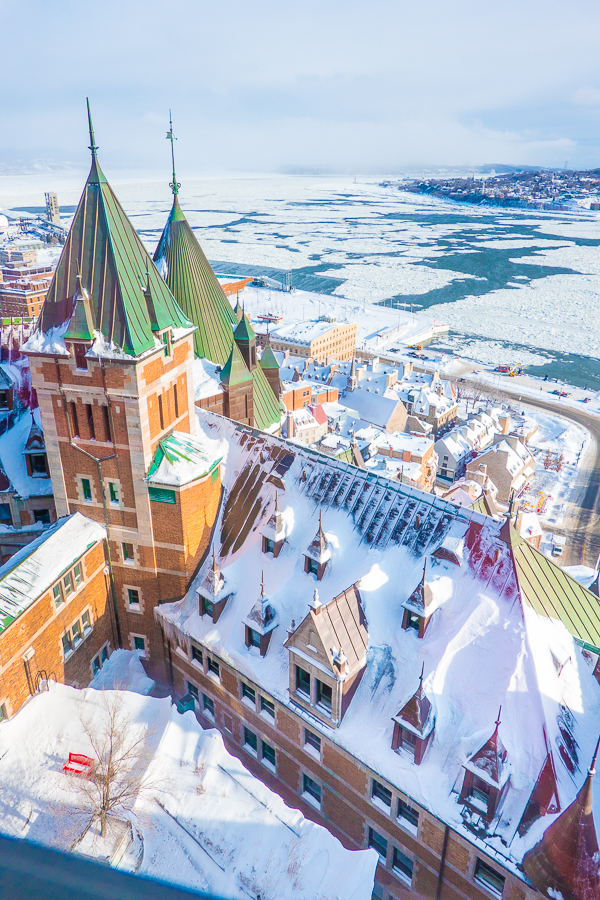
left=153, top=408, right=600, bottom=874
left=147, top=431, right=223, bottom=488
left=0, top=513, right=105, bottom=631
left=0, top=408, right=54, bottom=499
left=193, top=357, right=223, bottom=401
left=0, top=684, right=377, bottom=899
left=89, top=649, right=155, bottom=695
left=21, top=322, right=70, bottom=356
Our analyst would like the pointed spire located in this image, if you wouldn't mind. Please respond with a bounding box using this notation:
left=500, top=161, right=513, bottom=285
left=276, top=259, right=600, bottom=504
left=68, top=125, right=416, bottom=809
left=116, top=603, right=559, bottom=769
left=85, top=98, right=106, bottom=186
left=87, top=97, right=98, bottom=159
left=523, top=735, right=600, bottom=898
left=260, top=570, right=265, bottom=598
left=393, top=663, right=434, bottom=739
left=466, top=706, right=508, bottom=787
left=166, top=110, right=181, bottom=196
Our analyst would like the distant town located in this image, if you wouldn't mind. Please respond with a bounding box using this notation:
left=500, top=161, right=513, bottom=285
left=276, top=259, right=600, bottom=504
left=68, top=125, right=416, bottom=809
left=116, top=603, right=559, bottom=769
left=382, top=168, right=600, bottom=211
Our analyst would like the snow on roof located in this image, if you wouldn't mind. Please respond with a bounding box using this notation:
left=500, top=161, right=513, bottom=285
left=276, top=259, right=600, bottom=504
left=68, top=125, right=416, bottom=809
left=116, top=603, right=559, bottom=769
left=0, top=408, right=54, bottom=500
left=146, top=431, right=222, bottom=487
left=339, top=389, right=400, bottom=429
left=193, top=357, right=223, bottom=400
left=269, top=319, right=338, bottom=345
left=0, top=513, right=105, bottom=633
left=0, top=684, right=377, bottom=899
left=156, top=410, right=600, bottom=871
left=376, top=431, right=433, bottom=457
left=89, top=649, right=155, bottom=695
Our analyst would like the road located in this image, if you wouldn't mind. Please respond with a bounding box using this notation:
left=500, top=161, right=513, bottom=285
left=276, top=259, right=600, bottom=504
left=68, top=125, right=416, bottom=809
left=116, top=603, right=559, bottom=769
left=456, top=376, right=600, bottom=568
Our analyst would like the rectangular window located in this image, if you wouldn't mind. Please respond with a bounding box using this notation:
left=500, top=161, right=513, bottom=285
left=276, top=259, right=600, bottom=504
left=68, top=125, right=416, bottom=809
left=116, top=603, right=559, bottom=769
left=122, top=542, right=134, bottom=563
left=81, top=610, right=91, bottom=635
left=241, top=683, right=256, bottom=706
left=158, top=393, right=165, bottom=431
left=316, top=679, right=332, bottom=714
left=101, top=645, right=109, bottom=663
left=304, top=729, right=321, bottom=756
left=203, top=597, right=214, bottom=618
left=134, top=636, right=146, bottom=655
left=74, top=343, right=88, bottom=370
left=148, top=486, right=177, bottom=504
left=186, top=681, right=199, bottom=702
left=260, top=696, right=275, bottom=719
left=303, top=773, right=322, bottom=805
left=53, top=582, right=64, bottom=605
left=73, top=562, right=83, bottom=586
left=109, top=482, right=119, bottom=504
left=0, top=703, right=7, bottom=721
left=306, top=556, right=319, bottom=576
left=372, top=779, right=392, bottom=810
left=127, top=588, right=140, bottom=607
left=86, top=403, right=95, bottom=440
left=69, top=402, right=79, bottom=438
left=247, top=627, right=261, bottom=648
left=207, top=657, right=219, bottom=677
left=63, top=571, right=74, bottom=596
left=368, top=827, right=388, bottom=861
left=34, top=508, right=51, bottom=525
left=263, top=536, right=275, bottom=554
left=261, top=741, right=276, bottom=769
left=174, top=383, right=180, bottom=418
left=103, top=405, right=112, bottom=443
left=30, top=454, right=47, bottom=475
left=81, top=478, right=92, bottom=501
left=392, top=847, right=413, bottom=884
left=243, top=727, right=258, bottom=755
left=397, top=799, right=419, bottom=834
left=470, top=776, right=491, bottom=813
left=296, top=665, right=311, bottom=699
left=191, top=643, right=203, bottom=665
left=71, top=620, right=82, bottom=646
left=62, top=632, right=73, bottom=658
left=202, top=694, right=215, bottom=718
left=474, top=860, right=505, bottom=898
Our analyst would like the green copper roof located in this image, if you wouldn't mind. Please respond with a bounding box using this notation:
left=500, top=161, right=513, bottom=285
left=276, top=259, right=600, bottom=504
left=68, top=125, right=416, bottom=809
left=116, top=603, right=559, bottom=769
left=260, top=342, right=279, bottom=370
left=251, top=365, right=282, bottom=430
left=153, top=194, right=236, bottom=364
left=234, top=312, right=255, bottom=343
left=39, top=111, right=191, bottom=358
left=502, top=520, right=600, bottom=653
left=64, top=293, right=93, bottom=341
left=221, top=343, right=253, bottom=386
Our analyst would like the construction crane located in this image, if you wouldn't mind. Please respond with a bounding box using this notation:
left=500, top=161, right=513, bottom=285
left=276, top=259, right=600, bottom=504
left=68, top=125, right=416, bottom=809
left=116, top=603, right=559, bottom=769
left=509, top=362, right=523, bottom=377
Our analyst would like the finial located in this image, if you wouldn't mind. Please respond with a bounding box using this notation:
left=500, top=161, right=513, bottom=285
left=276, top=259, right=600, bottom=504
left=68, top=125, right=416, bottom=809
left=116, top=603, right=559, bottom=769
left=167, top=110, right=181, bottom=196
left=86, top=98, right=98, bottom=158
left=495, top=705, right=502, bottom=729
left=260, top=571, right=265, bottom=597
left=274, top=490, right=279, bottom=513
left=590, top=734, right=600, bottom=776
left=419, top=661, right=425, bottom=685
left=310, top=588, right=321, bottom=611
left=212, top=545, right=218, bottom=573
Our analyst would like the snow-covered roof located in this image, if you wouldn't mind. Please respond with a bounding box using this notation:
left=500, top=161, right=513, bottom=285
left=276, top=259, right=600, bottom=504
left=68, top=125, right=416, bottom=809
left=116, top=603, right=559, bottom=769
left=268, top=319, right=340, bottom=345
left=193, top=357, right=223, bottom=401
left=0, top=684, right=377, bottom=899
left=340, top=389, right=401, bottom=429
left=157, top=410, right=600, bottom=873
left=0, top=513, right=105, bottom=634
left=0, top=408, right=54, bottom=499
left=146, top=431, right=222, bottom=487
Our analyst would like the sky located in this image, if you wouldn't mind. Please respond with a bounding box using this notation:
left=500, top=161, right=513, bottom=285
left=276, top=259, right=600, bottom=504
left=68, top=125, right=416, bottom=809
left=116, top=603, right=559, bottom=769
left=3, top=0, right=600, bottom=174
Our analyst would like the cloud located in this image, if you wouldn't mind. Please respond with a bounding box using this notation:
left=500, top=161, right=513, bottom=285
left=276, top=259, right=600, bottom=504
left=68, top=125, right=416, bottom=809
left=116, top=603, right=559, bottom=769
left=573, top=87, right=600, bottom=107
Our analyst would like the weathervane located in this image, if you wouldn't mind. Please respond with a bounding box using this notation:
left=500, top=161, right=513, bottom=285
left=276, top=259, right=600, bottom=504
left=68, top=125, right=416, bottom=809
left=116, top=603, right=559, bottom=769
left=166, top=110, right=181, bottom=195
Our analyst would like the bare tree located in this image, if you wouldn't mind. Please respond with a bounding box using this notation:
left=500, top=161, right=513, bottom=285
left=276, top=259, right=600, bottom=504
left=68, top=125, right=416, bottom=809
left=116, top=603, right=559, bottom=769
left=68, top=692, right=156, bottom=849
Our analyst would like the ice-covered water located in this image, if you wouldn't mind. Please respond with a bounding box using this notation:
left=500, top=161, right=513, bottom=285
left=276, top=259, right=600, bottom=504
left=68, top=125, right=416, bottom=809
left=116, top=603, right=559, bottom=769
left=3, top=172, right=600, bottom=383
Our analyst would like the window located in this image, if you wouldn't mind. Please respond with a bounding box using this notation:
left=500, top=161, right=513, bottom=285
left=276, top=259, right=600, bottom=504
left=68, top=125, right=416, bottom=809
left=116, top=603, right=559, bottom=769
left=70, top=620, right=82, bottom=646
left=244, top=727, right=258, bottom=755
left=399, top=726, right=417, bottom=756
left=122, top=542, right=134, bottom=563
left=406, top=612, right=421, bottom=632
left=103, top=405, right=112, bottom=443
left=81, top=477, right=92, bottom=501
left=306, top=556, right=319, bottom=576
left=207, top=657, right=219, bottom=678
left=86, top=403, right=95, bottom=440
left=62, top=632, right=73, bottom=658
left=30, top=454, right=47, bottom=476
left=109, top=482, right=119, bottom=504
left=173, top=383, right=180, bottom=418
left=133, top=636, right=146, bottom=655
left=368, top=827, right=388, bottom=861
left=148, top=486, right=177, bottom=504
left=187, top=681, right=199, bottom=702
left=82, top=610, right=91, bottom=635
left=316, top=679, right=332, bottom=714
left=74, top=343, right=88, bottom=370
left=372, top=779, right=392, bottom=810
left=263, top=536, right=275, bottom=554
left=469, top=776, right=491, bottom=813
left=397, top=799, right=419, bottom=834
left=91, top=644, right=109, bottom=676
left=260, top=696, right=275, bottom=718
left=203, top=597, right=214, bottom=618
left=302, top=773, right=322, bottom=806
left=73, top=563, right=83, bottom=586
left=0, top=392, right=8, bottom=410
left=247, top=627, right=261, bottom=649
left=69, top=402, right=80, bottom=438
left=241, top=683, right=256, bottom=706
left=392, top=847, right=413, bottom=884
left=191, top=643, right=203, bottom=665
left=296, top=666, right=311, bottom=699
left=474, top=860, right=505, bottom=898
left=158, top=393, right=165, bottom=431
left=304, top=729, right=321, bottom=756
left=0, top=703, right=7, bottom=721
left=261, top=741, right=276, bottom=769
left=63, top=571, right=74, bottom=596
left=53, top=582, right=64, bottom=605
left=127, top=588, right=140, bottom=608
left=0, top=504, right=11, bottom=525
left=202, top=694, right=215, bottom=718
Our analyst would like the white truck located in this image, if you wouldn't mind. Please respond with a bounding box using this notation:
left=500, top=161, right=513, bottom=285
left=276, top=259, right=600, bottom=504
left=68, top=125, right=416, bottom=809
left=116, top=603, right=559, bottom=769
left=552, top=535, right=567, bottom=557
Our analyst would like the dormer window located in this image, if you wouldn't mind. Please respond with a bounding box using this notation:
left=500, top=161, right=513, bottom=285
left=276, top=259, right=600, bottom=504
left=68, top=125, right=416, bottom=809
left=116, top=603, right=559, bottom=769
left=263, top=537, right=275, bottom=555
left=391, top=666, right=435, bottom=765
left=202, top=596, right=214, bottom=618
left=197, top=548, right=230, bottom=624
left=304, top=512, right=331, bottom=582
left=401, top=560, right=439, bottom=639
left=247, top=627, right=261, bottom=649
left=261, top=492, right=285, bottom=558
left=73, top=342, right=89, bottom=370
left=305, top=556, right=319, bottom=577
left=243, top=573, right=278, bottom=657
left=160, top=328, right=173, bottom=358
left=28, top=453, right=48, bottom=477
left=459, top=709, right=508, bottom=825
left=316, top=679, right=332, bottom=714
left=403, top=611, right=422, bottom=634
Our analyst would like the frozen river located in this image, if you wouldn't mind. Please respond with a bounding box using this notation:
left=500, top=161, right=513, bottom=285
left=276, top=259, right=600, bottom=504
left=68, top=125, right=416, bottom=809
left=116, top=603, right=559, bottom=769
left=3, top=171, right=600, bottom=387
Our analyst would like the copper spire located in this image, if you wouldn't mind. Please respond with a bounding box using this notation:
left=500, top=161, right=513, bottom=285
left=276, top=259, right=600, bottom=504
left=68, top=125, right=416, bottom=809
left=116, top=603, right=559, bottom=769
left=523, top=735, right=600, bottom=899
left=166, top=110, right=181, bottom=196
left=86, top=97, right=98, bottom=158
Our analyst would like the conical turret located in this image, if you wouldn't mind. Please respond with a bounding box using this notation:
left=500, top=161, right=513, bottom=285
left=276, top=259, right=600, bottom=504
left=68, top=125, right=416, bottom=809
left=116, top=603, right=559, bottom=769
left=523, top=737, right=600, bottom=900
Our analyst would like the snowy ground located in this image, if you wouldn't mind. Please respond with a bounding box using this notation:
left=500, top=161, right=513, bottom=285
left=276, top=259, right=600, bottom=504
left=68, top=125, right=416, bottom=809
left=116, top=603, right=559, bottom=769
left=0, top=680, right=376, bottom=900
